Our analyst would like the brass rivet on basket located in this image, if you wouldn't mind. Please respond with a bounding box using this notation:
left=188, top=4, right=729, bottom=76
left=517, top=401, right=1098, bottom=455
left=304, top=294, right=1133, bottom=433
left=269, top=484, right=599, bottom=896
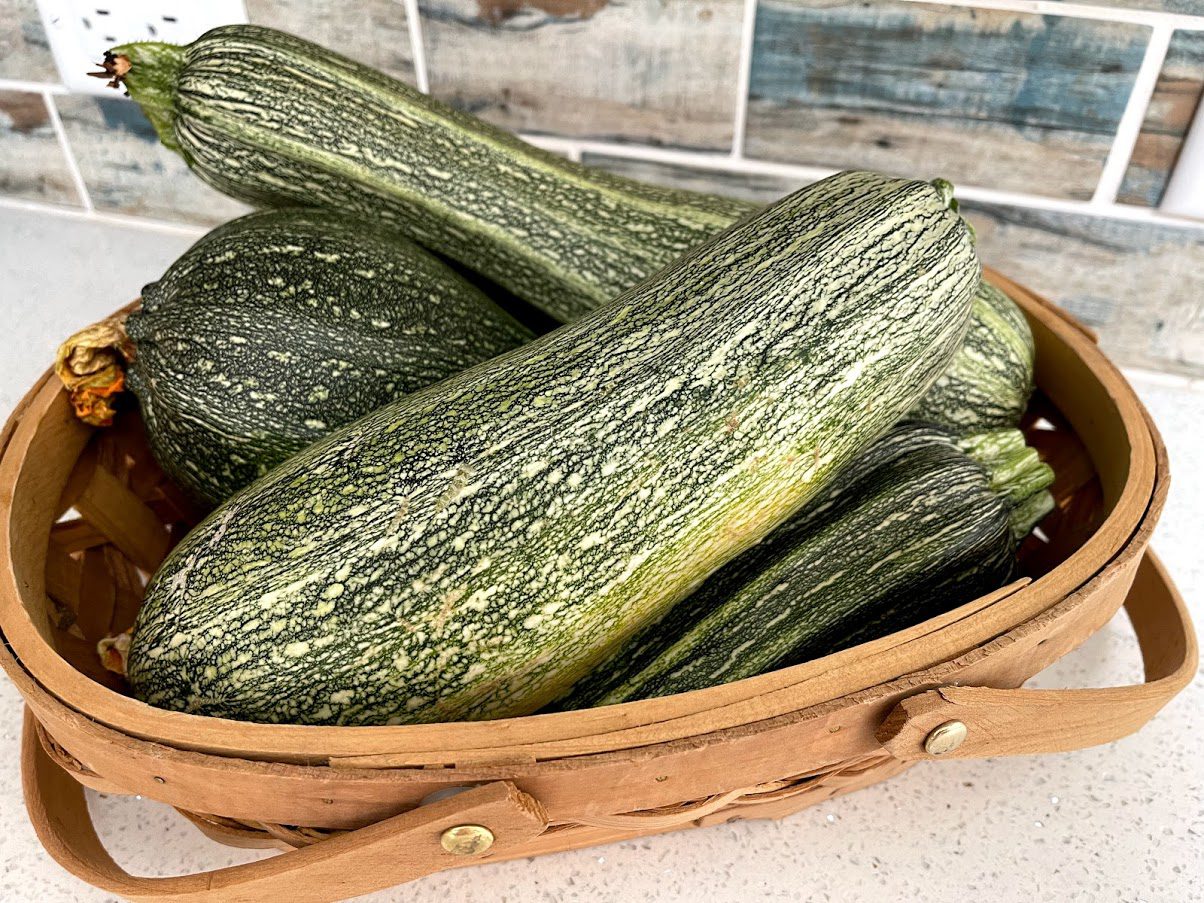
left=441, top=824, right=494, bottom=856
left=924, top=720, right=968, bottom=755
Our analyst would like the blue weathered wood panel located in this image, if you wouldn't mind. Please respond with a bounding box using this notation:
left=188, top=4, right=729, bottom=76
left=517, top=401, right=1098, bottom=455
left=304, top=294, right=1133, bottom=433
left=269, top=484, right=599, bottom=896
left=745, top=1, right=1150, bottom=200
left=964, top=202, right=1204, bottom=375
left=420, top=0, right=745, bottom=150
left=0, top=90, right=78, bottom=206
left=1118, top=30, right=1204, bottom=207
left=0, top=0, right=58, bottom=82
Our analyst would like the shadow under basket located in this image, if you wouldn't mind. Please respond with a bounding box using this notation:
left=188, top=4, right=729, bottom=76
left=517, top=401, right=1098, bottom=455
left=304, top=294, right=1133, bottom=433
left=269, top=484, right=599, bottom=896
left=0, top=269, right=1196, bottom=902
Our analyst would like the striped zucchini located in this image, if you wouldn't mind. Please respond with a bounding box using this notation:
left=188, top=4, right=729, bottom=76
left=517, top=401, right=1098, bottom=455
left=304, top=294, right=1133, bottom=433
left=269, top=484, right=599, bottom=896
left=127, top=172, right=979, bottom=725
left=121, top=209, right=532, bottom=504
left=558, top=423, right=1054, bottom=708
left=105, top=27, right=749, bottom=323
left=912, top=281, right=1034, bottom=430
left=107, top=27, right=1031, bottom=433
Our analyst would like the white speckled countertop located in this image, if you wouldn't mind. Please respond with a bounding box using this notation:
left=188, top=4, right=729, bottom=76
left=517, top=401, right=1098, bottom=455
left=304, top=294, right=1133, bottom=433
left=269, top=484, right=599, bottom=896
left=0, top=205, right=1200, bottom=903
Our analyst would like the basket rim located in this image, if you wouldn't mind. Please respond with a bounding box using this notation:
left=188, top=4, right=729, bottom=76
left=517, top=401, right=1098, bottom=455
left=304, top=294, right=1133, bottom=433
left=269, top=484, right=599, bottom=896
left=7, top=540, right=1172, bottom=792
left=0, top=270, right=1165, bottom=763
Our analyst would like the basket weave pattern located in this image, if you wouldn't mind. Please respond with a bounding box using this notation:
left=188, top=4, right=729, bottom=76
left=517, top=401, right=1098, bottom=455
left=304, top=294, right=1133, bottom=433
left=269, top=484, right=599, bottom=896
left=0, top=274, right=1196, bottom=901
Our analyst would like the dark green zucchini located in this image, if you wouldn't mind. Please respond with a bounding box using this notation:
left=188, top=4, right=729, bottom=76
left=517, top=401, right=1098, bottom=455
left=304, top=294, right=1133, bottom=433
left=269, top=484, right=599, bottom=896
left=119, top=209, right=532, bottom=504
left=127, top=171, right=978, bottom=726
left=105, top=26, right=1031, bottom=433
left=556, top=422, right=1053, bottom=709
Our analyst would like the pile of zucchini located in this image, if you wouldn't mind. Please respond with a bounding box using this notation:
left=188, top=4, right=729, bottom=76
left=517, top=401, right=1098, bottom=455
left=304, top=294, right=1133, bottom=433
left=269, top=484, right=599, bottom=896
left=57, top=25, right=1054, bottom=726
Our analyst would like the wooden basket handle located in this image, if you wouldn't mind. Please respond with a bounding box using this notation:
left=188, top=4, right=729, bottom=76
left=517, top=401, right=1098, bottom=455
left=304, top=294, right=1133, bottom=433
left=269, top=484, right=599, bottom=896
left=878, top=551, right=1197, bottom=759
left=21, top=711, right=548, bottom=903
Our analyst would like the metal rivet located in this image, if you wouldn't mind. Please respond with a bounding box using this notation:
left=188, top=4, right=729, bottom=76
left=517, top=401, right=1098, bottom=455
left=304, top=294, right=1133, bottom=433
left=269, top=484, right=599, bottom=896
left=440, top=824, right=494, bottom=856
left=924, top=720, right=968, bottom=755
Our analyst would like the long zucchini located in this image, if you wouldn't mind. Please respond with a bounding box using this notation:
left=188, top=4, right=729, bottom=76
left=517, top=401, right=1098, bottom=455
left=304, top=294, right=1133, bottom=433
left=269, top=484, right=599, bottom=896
left=106, top=26, right=1032, bottom=432
left=558, top=423, right=1053, bottom=708
left=127, top=172, right=978, bottom=725
left=104, top=27, right=748, bottom=323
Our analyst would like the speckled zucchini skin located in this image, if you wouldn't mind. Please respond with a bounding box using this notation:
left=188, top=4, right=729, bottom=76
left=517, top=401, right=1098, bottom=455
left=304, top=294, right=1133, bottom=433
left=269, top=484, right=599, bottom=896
left=911, top=281, right=1034, bottom=431
left=125, top=209, right=533, bottom=505
left=127, top=171, right=979, bottom=725
left=112, top=27, right=750, bottom=323
left=112, top=28, right=1029, bottom=433
left=558, top=423, right=1053, bottom=708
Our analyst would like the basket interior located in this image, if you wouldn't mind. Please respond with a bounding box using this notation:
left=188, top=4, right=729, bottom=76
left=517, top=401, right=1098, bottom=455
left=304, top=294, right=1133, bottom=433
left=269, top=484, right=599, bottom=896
left=41, top=387, right=1104, bottom=698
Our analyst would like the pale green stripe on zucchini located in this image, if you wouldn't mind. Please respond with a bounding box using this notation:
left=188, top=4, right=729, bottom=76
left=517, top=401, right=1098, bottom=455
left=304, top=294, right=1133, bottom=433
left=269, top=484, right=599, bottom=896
left=558, top=423, right=1053, bottom=709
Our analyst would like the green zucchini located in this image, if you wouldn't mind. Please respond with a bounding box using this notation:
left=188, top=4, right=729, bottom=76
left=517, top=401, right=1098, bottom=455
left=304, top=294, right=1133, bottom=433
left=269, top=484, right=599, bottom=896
left=122, top=209, right=533, bottom=505
left=107, top=27, right=1032, bottom=433
left=127, top=171, right=979, bottom=725
left=558, top=422, right=1053, bottom=708
left=105, top=27, right=749, bottom=323
left=912, top=281, right=1035, bottom=430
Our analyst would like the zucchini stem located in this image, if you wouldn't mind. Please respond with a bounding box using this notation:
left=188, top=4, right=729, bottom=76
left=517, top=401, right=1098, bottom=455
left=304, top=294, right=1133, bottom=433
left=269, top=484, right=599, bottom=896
left=931, top=178, right=958, bottom=211
left=960, top=428, right=1056, bottom=532
left=930, top=177, right=977, bottom=244
left=95, top=42, right=187, bottom=152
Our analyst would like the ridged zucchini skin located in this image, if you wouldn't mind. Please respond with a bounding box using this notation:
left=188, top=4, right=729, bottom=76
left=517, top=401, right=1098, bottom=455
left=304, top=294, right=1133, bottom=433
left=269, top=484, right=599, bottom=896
left=126, top=209, right=533, bottom=505
left=110, top=28, right=1029, bottom=433
left=110, top=27, right=749, bottom=323
left=127, top=171, right=978, bottom=726
left=911, top=281, right=1034, bottom=431
left=558, top=423, right=1053, bottom=708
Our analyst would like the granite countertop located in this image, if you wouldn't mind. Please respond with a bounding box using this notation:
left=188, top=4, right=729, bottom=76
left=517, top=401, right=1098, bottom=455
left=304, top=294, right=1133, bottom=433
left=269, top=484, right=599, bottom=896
left=0, top=205, right=1199, bottom=903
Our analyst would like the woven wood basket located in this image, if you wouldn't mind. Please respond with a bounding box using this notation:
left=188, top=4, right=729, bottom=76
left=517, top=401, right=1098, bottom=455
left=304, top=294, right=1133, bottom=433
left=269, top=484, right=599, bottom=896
left=0, top=270, right=1196, bottom=902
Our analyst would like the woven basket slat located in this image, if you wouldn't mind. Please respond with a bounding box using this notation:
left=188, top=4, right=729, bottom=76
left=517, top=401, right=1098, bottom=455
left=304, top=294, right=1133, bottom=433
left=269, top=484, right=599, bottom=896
left=60, top=447, right=170, bottom=573
left=0, top=271, right=1195, bottom=902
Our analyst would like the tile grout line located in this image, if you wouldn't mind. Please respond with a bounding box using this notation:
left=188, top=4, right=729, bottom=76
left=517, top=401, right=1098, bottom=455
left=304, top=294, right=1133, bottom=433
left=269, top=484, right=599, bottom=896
left=42, top=90, right=93, bottom=213
left=1091, top=23, right=1173, bottom=207
left=0, top=77, right=68, bottom=95
left=896, top=0, right=1204, bottom=30
left=729, top=0, right=760, bottom=159
left=0, top=195, right=208, bottom=237
left=523, top=134, right=1204, bottom=230
left=6, top=115, right=1199, bottom=236
left=6, top=8, right=1202, bottom=235
left=401, top=0, right=430, bottom=94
